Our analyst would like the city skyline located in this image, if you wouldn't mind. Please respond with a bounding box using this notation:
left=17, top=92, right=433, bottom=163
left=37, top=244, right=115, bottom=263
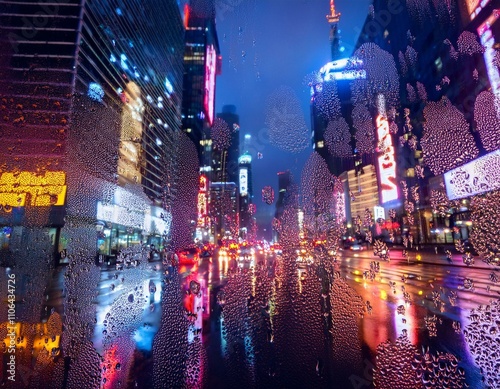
left=215, top=0, right=371, bottom=238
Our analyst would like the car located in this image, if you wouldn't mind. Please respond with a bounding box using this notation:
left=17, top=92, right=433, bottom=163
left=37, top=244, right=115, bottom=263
left=200, top=244, right=214, bottom=258
left=177, top=247, right=200, bottom=265
left=350, top=242, right=364, bottom=251
left=343, top=237, right=364, bottom=251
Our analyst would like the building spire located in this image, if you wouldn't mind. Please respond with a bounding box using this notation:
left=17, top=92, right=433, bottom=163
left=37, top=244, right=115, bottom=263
left=326, top=0, right=341, bottom=24
left=326, top=0, right=342, bottom=61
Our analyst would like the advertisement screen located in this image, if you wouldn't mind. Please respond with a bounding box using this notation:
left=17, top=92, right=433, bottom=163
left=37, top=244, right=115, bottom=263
left=375, top=115, right=398, bottom=203
left=444, top=150, right=500, bottom=200
left=478, top=10, right=500, bottom=114
left=0, top=171, right=66, bottom=207
left=204, top=45, right=217, bottom=125
left=239, top=168, right=248, bottom=196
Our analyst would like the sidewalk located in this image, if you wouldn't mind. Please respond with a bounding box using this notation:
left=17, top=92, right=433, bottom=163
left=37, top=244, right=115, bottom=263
left=341, top=246, right=498, bottom=271
left=390, top=249, right=496, bottom=270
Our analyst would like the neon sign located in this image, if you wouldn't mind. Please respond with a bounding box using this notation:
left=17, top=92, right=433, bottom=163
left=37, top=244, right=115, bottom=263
left=478, top=10, right=500, bottom=114
left=468, top=0, right=491, bottom=20
left=239, top=168, right=248, bottom=196
left=199, top=175, right=207, bottom=192
left=444, top=149, right=500, bottom=200
left=0, top=171, right=66, bottom=207
left=197, top=175, right=208, bottom=227
left=204, top=45, right=217, bottom=125
left=319, top=58, right=365, bottom=83
left=376, top=116, right=398, bottom=203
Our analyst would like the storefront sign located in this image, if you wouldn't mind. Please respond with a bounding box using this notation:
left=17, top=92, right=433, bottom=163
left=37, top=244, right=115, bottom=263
left=376, top=115, right=398, bottom=203
left=0, top=171, right=66, bottom=207
left=374, top=206, right=385, bottom=221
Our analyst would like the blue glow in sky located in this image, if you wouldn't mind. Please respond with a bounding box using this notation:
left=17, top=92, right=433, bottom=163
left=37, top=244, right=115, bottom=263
left=215, top=0, right=370, bottom=238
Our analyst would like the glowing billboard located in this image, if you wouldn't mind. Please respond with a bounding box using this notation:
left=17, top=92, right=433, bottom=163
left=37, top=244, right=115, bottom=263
left=239, top=168, right=248, bottom=196
left=319, top=57, right=366, bottom=82
left=374, top=206, right=385, bottom=221
left=199, top=174, right=208, bottom=192
left=197, top=175, right=208, bottom=227
left=444, top=150, right=500, bottom=200
left=204, top=45, right=217, bottom=125
left=478, top=10, right=500, bottom=115
left=375, top=115, right=398, bottom=203
left=468, top=0, right=491, bottom=20
left=0, top=171, right=66, bottom=207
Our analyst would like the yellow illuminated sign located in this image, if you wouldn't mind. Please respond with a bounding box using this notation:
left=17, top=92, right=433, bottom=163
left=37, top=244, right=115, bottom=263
left=0, top=171, right=66, bottom=207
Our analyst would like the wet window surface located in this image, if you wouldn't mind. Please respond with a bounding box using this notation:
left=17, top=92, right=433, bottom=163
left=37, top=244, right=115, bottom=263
left=0, top=0, right=500, bottom=388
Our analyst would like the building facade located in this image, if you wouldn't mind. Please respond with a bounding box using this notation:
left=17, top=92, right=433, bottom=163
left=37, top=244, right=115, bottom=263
left=238, top=151, right=253, bottom=239
left=182, top=0, right=221, bottom=169
left=353, top=0, right=500, bottom=246
left=0, top=0, right=184, bottom=265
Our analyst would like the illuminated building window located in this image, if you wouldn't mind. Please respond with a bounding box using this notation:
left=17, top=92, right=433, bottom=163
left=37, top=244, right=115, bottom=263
left=434, top=57, right=443, bottom=72
left=88, top=82, right=104, bottom=102
left=316, top=141, right=324, bottom=148
left=406, top=168, right=415, bottom=177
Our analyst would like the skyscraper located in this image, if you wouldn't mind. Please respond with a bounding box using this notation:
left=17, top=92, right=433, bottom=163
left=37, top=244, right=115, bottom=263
left=326, top=0, right=342, bottom=61
left=0, top=2, right=184, bottom=382
left=310, top=0, right=367, bottom=177
left=273, top=170, right=292, bottom=242
left=0, top=0, right=184, bottom=267
left=182, top=0, right=221, bottom=169
left=238, top=148, right=253, bottom=239
left=213, top=104, right=240, bottom=184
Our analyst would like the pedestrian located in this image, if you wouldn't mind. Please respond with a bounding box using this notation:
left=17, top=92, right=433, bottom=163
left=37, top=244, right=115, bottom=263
left=445, top=250, right=453, bottom=264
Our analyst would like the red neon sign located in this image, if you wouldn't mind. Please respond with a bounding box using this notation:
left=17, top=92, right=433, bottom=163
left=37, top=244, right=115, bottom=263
left=199, top=175, right=207, bottom=192
left=204, top=45, right=216, bottom=125
left=183, top=4, right=190, bottom=29
left=376, top=115, right=398, bottom=203
left=197, top=175, right=208, bottom=227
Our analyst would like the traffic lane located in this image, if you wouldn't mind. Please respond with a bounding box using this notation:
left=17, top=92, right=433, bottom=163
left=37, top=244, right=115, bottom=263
left=338, top=251, right=498, bottom=301
left=93, top=261, right=164, bottom=353
left=338, top=254, right=493, bottom=316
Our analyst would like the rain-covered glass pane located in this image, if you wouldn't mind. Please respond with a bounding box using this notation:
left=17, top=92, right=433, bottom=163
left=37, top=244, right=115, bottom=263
left=0, top=0, right=499, bottom=388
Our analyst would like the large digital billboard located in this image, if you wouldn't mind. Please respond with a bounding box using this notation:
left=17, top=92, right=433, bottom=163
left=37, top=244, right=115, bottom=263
left=239, top=168, right=248, bottom=196
left=375, top=115, right=398, bottom=204
left=204, top=45, right=217, bottom=125
left=0, top=171, right=66, bottom=207
left=444, top=150, right=500, bottom=200
left=319, top=58, right=366, bottom=83
left=478, top=9, right=500, bottom=115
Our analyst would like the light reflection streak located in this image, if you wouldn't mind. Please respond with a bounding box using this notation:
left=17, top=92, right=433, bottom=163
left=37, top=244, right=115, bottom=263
left=393, top=299, right=417, bottom=345
left=362, top=287, right=390, bottom=353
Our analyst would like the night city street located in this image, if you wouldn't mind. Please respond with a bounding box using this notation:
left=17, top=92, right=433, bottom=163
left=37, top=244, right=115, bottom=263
left=2, top=0, right=500, bottom=388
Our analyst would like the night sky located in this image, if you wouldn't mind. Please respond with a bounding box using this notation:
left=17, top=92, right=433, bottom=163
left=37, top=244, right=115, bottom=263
left=215, top=0, right=371, bottom=239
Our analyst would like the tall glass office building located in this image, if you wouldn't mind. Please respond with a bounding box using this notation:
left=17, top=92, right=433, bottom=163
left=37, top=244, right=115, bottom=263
left=0, top=0, right=184, bottom=266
